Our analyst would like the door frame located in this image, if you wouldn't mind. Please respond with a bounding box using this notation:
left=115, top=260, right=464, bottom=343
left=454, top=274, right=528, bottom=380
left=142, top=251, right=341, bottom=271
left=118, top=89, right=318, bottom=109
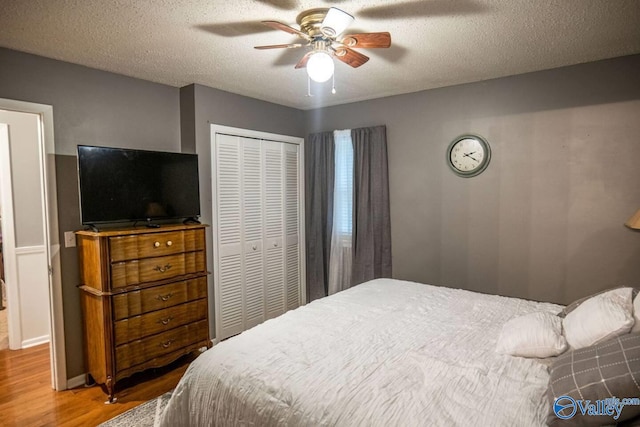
left=0, top=98, right=66, bottom=391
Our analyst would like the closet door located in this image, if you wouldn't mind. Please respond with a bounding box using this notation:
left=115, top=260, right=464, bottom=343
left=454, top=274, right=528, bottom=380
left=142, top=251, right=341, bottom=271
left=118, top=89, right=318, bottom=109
left=212, top=125, right=305, bottom=342
left=242, top=139, right=265, bottom=329
left=263, top=141, right=285, bottom=320
left=214, top=134, right=244, bottom=339
left=284, top=143, right=301, bottom=310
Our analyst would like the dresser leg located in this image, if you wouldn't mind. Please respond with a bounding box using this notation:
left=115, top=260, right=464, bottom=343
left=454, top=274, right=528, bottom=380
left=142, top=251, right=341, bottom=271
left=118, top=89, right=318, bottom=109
left=104, top=377, right=117, bottom=404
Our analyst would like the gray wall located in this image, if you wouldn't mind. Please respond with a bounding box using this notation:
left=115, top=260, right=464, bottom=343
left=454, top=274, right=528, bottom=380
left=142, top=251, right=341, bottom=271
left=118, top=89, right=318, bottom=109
left=181, top=84, right=305, bottom=336
left=0, top=47, right=181, bottom=378
left=305, top=54, right=640, bottom=305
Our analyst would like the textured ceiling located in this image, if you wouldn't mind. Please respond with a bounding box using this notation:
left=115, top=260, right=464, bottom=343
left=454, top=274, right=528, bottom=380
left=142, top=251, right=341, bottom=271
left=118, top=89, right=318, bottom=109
left=1, top=0, right=640, bottom=110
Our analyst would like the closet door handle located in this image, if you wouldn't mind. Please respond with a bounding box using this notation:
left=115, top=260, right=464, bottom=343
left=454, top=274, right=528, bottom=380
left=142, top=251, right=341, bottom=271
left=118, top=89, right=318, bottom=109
left=252, top=245, right=257, bottom=251
left=273, top=242, right=278, bottom=247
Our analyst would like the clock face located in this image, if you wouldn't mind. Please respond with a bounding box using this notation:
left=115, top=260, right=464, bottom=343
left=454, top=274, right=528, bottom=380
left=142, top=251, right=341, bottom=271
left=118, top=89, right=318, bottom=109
left=447, top=135, right=491, bottom=177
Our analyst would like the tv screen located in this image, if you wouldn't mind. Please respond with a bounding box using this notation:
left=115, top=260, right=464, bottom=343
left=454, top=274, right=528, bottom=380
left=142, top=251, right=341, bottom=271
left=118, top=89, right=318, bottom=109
left=77, top=145, right=200, bottom=225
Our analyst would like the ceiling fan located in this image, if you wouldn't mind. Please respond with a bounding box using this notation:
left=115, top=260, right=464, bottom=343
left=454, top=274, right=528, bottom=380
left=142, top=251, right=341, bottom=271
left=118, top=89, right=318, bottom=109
left=254, top=7, right=391, bottom=84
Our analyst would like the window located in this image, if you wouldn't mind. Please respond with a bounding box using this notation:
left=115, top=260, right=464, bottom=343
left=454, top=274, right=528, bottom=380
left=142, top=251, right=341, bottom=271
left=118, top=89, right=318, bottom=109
left=333, top=130, right=353, bottom=236
left=328, top=129, right=354, bottom=294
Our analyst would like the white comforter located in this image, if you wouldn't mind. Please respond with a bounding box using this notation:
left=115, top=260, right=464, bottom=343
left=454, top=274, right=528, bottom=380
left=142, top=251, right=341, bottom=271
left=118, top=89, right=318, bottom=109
left=159, top=279, right=562, bottom=426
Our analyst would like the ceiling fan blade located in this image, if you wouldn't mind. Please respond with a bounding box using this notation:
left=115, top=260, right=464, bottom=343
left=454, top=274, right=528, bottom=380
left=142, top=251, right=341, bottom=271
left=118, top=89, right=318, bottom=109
left=340, top=32, right=391, bottom=48
left=262, top=20, right=311, bottom=40
left=321, top=7, right=354, bottom=37
left=294, top=52, right=313, bottom=69
left=254, top=43, right=304, bottom=50
left=334, top=48, right=369, bottom=68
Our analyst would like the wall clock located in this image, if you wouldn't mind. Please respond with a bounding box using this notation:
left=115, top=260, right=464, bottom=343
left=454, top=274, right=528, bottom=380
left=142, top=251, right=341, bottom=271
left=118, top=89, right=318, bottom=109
left=446, top=134, right=491, bottom=177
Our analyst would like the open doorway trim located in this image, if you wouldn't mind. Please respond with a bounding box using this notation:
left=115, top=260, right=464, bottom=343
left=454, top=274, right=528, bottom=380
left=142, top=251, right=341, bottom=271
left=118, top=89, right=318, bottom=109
left=0, top=98, right=66, bottom=390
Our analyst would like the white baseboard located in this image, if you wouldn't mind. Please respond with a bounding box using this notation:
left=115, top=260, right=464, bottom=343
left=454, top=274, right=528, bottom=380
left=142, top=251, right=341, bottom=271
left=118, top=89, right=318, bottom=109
left=21, top=335, right=50, bottom=349
left=67, top=374, right=86, bottom=389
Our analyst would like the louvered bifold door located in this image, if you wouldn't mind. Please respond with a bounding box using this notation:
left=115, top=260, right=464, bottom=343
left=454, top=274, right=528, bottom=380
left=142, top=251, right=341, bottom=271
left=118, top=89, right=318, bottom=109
left=242, top=138, right=265, bottom=329
left=284, top=143, right=301, bottom=310
left=263, top=141, right=285, bottom=320
left=215, top=134, right=244, bottom=339
left=214, top=130, right=304, bottom=340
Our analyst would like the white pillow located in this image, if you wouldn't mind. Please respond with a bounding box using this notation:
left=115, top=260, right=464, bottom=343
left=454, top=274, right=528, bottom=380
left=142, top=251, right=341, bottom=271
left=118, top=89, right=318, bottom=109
left=563, top=287, right=634, bottom=349
left=631, top=293, right=640, bottom=333
left=496, top=312, right=568, bottom=358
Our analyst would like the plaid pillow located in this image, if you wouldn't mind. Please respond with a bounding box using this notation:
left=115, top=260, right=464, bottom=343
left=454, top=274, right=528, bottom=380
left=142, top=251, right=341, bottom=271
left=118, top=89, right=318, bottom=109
left=558, top=287, right=639, bottom=318
left=547, top=333, right=640, bottom=426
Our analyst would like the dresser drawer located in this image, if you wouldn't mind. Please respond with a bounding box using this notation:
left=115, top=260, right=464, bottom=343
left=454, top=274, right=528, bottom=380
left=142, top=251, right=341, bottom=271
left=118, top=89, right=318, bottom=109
left=114, top=298, right=207, bottom=345
left=115, top=319, right=209, bottom=372
left=112, top=277, right=207, bottom=320
left=109, top=231, right=185, bottom=262
left=110, top=251, right=205, bottom=288
left=109, top=229, right=205, bottom=262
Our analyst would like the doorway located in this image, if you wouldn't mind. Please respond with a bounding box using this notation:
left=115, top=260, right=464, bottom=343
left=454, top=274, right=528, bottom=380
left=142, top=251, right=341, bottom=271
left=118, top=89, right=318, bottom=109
left=0, top=99, right=66, bottom=391
left=0, top=176, right=5, bottom=348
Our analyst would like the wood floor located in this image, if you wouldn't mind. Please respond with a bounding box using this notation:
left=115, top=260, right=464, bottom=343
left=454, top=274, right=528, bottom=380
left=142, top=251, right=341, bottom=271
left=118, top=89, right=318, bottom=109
left=0, top=343, right=195, bottom=426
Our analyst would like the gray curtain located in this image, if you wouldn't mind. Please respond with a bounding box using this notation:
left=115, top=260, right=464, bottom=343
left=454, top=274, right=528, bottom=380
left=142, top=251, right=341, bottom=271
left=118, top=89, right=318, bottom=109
left=305, top=131, right=335, bottom=301
left=351, top=125, right=392, bottom=285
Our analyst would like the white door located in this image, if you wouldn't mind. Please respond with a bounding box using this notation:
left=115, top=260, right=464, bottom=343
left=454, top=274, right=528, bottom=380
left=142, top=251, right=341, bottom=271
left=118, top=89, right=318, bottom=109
left=214, top=134, right=244, bottom=339
left=263, top=141, right=285, bottom=320
left=242, top=138, right=265, bottom=329
left=284, top=143, right=301, bottom=310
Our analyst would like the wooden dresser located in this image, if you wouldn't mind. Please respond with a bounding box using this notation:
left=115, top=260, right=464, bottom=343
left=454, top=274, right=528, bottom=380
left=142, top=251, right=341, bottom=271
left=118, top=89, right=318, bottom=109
left=76, top=223, right=210, bottom=403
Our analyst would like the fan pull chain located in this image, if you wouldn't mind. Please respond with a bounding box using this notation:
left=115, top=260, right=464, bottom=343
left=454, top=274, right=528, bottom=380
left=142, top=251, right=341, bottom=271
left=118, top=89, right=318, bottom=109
left=332, top=72, right=336, bottom=94
left=307, top=76, right=313, bottom=97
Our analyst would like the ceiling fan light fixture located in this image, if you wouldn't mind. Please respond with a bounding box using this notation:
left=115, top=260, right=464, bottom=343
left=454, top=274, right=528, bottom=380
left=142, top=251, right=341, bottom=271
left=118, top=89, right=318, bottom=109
left=307, top=51, right=334, bottom=83
left=321, top=7, right=354, bottom=37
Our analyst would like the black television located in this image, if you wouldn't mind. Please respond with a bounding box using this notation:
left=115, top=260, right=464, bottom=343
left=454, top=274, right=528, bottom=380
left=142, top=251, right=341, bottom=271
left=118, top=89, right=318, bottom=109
left=77, top=145, right=200, bottom=226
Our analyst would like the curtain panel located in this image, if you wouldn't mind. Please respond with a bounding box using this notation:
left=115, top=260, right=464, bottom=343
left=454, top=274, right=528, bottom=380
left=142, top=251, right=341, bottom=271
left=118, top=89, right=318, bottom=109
left=305, top=131, right=335, bottom=302
left=351, top=125, right=392, bottom=285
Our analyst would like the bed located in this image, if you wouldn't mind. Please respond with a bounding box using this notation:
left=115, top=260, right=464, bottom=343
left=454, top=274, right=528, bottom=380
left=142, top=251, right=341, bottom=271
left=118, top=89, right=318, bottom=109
left=159, top=278, right=563, bottom=426
left=160, top=279, right=562, bottom=426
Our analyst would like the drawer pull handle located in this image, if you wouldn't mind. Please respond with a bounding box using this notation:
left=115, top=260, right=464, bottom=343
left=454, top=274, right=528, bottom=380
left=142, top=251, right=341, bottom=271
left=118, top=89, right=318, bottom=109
left=158, top=316, right=174, bottom=326
left=154, top=264, right=172, bottom=273
left=167, top=240, right=173, bottom=247
left=154, top=241, right=160, bottom=248
left=155, top=293, right=173, bottom=302
left=160, top=340, right=174, bottom=349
